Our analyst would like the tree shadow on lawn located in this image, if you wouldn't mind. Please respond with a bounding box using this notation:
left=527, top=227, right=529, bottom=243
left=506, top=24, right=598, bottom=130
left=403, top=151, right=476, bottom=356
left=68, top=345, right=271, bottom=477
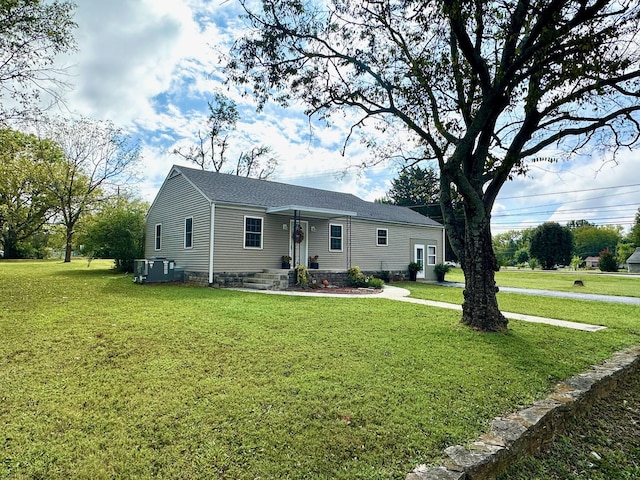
left=478, top=321, right=617, bottom=395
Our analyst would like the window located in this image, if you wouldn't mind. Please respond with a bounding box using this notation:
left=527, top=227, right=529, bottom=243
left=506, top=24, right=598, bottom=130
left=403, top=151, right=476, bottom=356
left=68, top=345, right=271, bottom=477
left=377, top=228, right=388, bottom=246
left=427, top=245, right=437, bottom=265
left=329, top=224, right=343, bottom=251
left=184, top=217, right=193, bottom=248
left=154, top=224, right=162, bottom=250
left=244, top=216, right=263, bottom=249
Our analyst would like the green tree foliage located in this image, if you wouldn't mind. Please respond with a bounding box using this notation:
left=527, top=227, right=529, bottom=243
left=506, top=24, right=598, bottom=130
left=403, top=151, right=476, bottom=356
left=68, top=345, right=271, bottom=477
left=617, top=239, right=635, bottom=266
left=229, top=1, right=640, bottom=332
left=385, top=165, right=460, bottom=261
left=174, top=92, right=278, bottom=179
left=572, top=224, right=621, bottom=258
left=598, top=249, right=618, bottom=272
left=79, top=197, right=148, bottom=273
left=0, top=0, right=76, bottom=122
left=38, top=117, right=141, bottom=263
left=387, top=166, right=439, bottom=207
left=530, top=222, right=574, bottom=270
left=632, top=208, right=640, bottom=247
left=492, top=229, right=533, bottom=267
left=566, top=219, right=594, bottom=229
left=0, top=128, right=64, bottom=258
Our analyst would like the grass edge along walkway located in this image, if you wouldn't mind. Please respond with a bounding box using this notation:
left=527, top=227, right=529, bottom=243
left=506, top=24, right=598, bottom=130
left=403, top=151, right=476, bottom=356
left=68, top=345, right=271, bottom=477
left=246, top=285, right=606, bottom=332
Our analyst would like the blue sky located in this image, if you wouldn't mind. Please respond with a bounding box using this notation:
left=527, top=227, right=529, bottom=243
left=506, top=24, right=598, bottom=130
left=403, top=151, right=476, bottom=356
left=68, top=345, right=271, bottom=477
left=51, top=0, right=640, bottom=234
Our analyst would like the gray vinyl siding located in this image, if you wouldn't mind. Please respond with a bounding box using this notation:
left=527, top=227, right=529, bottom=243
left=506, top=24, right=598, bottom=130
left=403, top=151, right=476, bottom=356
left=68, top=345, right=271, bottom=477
left=212, top=206, right=293, bottom=272
left=307, top=219, right=348, bottom=270
left=349, top=219, right=443, bottom=278
left=145, top=173, right=211, bottom=272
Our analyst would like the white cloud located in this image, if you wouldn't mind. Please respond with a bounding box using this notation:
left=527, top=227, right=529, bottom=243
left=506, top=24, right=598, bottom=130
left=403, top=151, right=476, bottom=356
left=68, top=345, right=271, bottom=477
left=39, top=0, right=639, bottom=231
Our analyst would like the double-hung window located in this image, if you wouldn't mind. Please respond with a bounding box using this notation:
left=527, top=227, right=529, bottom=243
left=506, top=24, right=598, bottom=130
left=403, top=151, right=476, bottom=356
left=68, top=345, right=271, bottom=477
left=377, top=228, right=388, bottom=246
left=329, top=224, right=343, bottom=251
left=154, top=224, right=162, bottom=250
left=427, top=245, right=437, bottom=266
left=184, top=217, right=193, bottom=249
left=244, top=216, right=263, bottom=249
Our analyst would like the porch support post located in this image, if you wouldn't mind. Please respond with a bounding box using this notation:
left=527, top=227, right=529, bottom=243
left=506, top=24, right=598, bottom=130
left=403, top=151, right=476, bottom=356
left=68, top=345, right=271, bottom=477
left=208, top=202, right=215, bottom=284
left=293, top=209, right=299, bottom=267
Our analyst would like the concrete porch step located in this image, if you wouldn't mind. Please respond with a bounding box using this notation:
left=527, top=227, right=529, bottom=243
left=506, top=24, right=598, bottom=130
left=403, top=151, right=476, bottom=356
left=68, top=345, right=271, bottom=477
left=243, top=269, right=291, bottom=290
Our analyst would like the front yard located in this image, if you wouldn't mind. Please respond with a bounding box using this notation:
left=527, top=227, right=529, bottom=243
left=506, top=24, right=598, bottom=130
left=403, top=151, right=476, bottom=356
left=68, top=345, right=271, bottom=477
left=1, top=261, right=639, bottom=479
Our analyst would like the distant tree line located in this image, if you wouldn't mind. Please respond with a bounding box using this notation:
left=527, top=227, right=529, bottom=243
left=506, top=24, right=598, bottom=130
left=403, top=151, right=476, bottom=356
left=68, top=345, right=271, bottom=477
left=383, top=166, right=639, bottom=272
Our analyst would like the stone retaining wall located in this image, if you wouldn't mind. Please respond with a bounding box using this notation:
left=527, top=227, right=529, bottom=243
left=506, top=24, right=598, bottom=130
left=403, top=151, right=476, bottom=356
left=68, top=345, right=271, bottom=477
left=406, top=346, right=640, bottom=480
left=184, top=269, right=409, bottom=289
left=184, top=271, right=260, bottom=288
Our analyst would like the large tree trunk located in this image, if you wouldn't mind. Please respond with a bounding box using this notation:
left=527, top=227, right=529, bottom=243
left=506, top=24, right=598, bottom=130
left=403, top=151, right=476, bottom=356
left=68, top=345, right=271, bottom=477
left=459, top=218, right=508, bottom=332
left=64, top=224, right=73, bottom=263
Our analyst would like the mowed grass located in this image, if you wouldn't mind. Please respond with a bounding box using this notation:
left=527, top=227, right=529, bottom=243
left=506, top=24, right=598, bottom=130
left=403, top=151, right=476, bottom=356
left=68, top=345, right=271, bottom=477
left=446, top=267, right=640, bottom=298
left=1, top=261, right=640, bottom=479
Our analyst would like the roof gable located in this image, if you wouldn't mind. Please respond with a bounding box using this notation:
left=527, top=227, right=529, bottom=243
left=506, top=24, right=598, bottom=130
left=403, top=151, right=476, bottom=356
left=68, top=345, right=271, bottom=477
left=627, top=247, right=640, bottom=264
left=172, top=165, right=441, bottom=227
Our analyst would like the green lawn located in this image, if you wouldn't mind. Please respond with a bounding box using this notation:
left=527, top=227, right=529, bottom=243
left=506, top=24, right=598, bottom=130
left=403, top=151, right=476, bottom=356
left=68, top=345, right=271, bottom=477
left=446, top=267, right=640, bottom=298
left=1, top=261, right=640, bottom=479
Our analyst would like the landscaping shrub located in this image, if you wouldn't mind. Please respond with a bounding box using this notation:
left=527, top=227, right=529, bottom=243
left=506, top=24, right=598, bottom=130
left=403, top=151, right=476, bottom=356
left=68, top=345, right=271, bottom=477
left=348, top=266, right=385, bottom=289
left=598, top=249, right=618, bottom=272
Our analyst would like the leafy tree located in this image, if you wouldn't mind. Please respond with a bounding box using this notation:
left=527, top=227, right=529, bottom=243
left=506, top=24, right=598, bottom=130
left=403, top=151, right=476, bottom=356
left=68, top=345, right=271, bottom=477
left=570, top=255, right=583, bottom=271
left=37, top=117, right=141, bottom=263
left=0, top=128, right=64, bottom=258
left=573, top=224, right=621, bottom=258
left=385, top=165, right=461, bottom=260
left=515, top=248, right=529, bottom=265
left=616, top=239, right=635, bottom=267
left=0, top=0, right=76, bottom=122
left=530, top=222, right=574, bottom=270
left=79, top=197, right=148, bottom=273
left=632, top=208, right=640, bottom=247
left=598, top=249, right=618, bottom=272
left=387, top=166, right=439, bottom=207
left=174, top=92, right=278, bottom=179
left=493, top=230, right=523, bottom=266
left=566, top=219, right=594, bottom=229
left=228, top=1, right=640, bottom=332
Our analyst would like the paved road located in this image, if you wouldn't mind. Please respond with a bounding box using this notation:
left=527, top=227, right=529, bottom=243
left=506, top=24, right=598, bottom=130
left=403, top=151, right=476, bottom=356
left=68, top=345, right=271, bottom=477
left=443, top=282, right=640, bottom=306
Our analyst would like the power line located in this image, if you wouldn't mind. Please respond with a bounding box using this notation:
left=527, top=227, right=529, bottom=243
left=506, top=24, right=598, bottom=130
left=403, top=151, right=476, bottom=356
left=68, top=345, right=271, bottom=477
left=498, top=182, right=640, bottom=200
left=493, top=202, right=639, bottom=218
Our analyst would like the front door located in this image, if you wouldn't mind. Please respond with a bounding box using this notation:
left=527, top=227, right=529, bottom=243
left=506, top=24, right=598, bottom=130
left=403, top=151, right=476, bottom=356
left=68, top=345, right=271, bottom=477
left=414, top=244, right=425, bottom=279
left=290, top=220, right=309, bottom=267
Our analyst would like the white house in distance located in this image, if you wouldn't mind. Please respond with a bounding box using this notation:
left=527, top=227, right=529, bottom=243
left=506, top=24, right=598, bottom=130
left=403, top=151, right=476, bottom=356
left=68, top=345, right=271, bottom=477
left=144, top=165, right=445, bottom=288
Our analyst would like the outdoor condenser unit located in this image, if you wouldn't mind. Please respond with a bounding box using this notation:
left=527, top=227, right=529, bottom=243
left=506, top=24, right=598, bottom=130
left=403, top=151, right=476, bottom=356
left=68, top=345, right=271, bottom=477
left=133, top=258, right=177, bottom=284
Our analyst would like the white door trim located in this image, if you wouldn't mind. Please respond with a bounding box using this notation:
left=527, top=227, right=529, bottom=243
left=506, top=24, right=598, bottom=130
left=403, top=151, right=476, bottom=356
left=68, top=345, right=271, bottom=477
left=414, top=244, right=425, bottom=279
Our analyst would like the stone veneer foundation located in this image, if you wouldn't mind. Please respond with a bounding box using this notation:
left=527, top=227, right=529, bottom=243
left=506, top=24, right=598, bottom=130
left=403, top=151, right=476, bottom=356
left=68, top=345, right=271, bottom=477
left=406, top=346, right=640, bottom=480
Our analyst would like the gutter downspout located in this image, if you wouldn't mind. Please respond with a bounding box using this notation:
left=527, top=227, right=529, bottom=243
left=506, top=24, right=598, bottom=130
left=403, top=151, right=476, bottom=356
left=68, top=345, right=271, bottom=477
left=442, top=227, right=446, bottom=263
left=209, top=202, right=215, bottom=285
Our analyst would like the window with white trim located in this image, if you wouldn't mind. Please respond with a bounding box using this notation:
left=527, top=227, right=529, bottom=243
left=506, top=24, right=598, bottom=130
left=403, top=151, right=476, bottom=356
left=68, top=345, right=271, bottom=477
left=329, top=223, right=343, bottom=251
left=244, top=216, right=263, bottom=249
left=377, top=228, right=388, bottom=246
left=427, top=245, right=437, bottom=265
left=184, top=217, right=193, bottom=249
left=154, top=223, right=162, bottom=250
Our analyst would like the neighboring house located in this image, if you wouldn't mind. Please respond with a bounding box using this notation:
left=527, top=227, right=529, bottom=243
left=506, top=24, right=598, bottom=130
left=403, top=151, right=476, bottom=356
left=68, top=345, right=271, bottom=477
left=627, top=247, right=640, bottom=273
left=145, top=165, right=445, bottom=286
left=584, top=256, right=600, bottom=269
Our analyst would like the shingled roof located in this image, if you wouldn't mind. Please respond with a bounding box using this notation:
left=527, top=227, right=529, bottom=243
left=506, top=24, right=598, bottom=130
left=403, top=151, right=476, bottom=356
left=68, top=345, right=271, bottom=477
left=627, top=247, right=640, bottom=264
left=172, top=165, right=441, bottom=227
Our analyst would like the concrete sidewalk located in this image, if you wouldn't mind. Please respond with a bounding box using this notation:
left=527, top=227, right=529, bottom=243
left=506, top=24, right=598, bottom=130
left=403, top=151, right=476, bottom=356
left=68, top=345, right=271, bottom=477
left=233, top=285, right=606, bottom=332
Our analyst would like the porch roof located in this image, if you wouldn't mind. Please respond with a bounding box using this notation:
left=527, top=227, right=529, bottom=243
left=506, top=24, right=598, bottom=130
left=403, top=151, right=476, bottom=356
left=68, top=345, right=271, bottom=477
left=266, top=205, right=357, bottom=219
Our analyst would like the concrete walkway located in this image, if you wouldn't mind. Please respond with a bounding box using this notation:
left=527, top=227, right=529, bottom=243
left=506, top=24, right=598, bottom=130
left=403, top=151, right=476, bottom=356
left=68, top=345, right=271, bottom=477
left=443, top=281, right=640, bottom=306
left=232, top=285, right=607, bottom=332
